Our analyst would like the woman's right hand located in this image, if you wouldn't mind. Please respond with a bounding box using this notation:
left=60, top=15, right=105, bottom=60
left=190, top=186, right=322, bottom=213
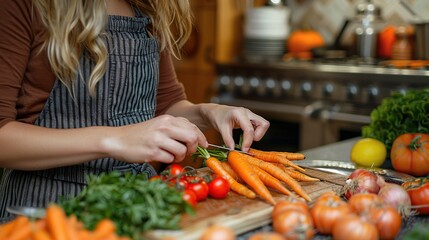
left=103, top=115, right=208, bottom=164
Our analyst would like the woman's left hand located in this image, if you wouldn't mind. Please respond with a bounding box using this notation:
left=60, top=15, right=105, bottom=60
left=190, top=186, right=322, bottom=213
left=202, top=104, right=270, bottom=152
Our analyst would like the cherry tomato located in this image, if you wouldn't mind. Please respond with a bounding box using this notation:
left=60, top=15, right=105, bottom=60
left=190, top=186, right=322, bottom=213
left=169, top=177, right=189, bottom=190
left=182, top=189, right=197, bottom=207
left=165, top=163, right=185, bottom=177
left=187, top=180, right=209, bottom=202
left=208, top=176, right=230, bottom=199
left=149, top=175, right=166, bottom=181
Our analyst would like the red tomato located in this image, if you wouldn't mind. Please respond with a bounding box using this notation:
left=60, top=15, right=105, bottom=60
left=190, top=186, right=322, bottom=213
left=272, top=209, right=315, bottom=240
left=368, top=204, right=402, bottom=240
left=208, top=176, right=230, bottom=199
left=348, top=193, right=384, bottom=213
left=165, top=163, right=185, bottom=177
left=187, top=180, right=209, bottom=202
left=310, top=199, right=352, bottom=235
left=272, top=197, right=309, bottom=218
left=332, top=214, right=378, bottom=240
left=391, top=133, right=429, bottom=177
left=182, top=189, right=197, bottom=207
left=404, top=178, right=429, bottom=214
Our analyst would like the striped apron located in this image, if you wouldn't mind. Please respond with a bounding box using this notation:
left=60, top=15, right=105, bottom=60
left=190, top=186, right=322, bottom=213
left=0, top=12, right=159, bottom=222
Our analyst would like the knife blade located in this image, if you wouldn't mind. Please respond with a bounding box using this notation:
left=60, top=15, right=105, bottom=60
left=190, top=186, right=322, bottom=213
left=207, top=143, right=253, bottom=155
left=6, top=206, right=46, bottom=218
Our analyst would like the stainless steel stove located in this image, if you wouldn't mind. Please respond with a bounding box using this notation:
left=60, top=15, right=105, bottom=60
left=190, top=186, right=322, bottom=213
left=212, top=60, right=429, bottom=151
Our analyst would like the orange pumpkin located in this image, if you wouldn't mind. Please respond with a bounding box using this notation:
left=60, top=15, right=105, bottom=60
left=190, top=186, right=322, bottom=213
left=287, top=29, right=325, bottom=57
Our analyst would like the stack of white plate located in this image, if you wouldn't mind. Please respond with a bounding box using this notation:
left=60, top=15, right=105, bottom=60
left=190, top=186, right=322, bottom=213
left=242, top=6, right=290, bottom=62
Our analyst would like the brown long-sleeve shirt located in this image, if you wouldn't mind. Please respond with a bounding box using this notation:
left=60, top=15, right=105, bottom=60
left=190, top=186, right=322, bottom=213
left=0, top=0, right=186, bottom=128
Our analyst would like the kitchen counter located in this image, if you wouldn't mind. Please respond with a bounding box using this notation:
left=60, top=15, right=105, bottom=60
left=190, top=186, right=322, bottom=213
left=237, top=137, right=429, bottom=240
left=301, top=137, right=357, bottom=162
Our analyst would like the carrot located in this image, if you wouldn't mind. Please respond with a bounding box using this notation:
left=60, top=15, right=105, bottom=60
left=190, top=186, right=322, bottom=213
left=228, top=151, right=276, bottom=205
left=248, top=148, right=306, bottom=172
left=0, top=218, right=17, bottom=238
left=274, top=163, right=320, bottom=182
left=220, top=161, right=242, bottom=182
left=252, top=166, right=293, bottom=196
left=240, top=153, right=312, bottom=202
left=284, top=168, right=320, bottom=182
left=7, top=216, right=31, bottom=240
left=45, top=204, right=69, bottom=240
left=93, top=219, right=116, bottom=239
left=206, top=156, right=256, bottom=199
left=273, top=151, right=306, bottom=160
left=62, top=217, right=78, bottom=240
left=32, top=229, right=53, bottom=240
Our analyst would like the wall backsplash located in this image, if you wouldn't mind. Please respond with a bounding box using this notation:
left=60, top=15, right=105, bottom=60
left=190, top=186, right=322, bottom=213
left=287, top=0, right=429, bottom=44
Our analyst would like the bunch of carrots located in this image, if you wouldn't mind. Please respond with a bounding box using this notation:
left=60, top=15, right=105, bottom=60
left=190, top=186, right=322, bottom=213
left=0, top=204, right=129, bottom=240
left=197, top=146, right=320, bottom=205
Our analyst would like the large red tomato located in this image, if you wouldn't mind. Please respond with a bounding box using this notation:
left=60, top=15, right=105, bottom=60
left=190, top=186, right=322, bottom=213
left=403, top=177, right=429, bottom=215
left=310, top=198, right=352, bottom=235
left=391, top=133, right=429, bottom=176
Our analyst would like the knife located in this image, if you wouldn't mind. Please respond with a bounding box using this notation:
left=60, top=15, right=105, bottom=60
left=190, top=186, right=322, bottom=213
left=6, top=206, right=46, bottom=218
left=207, top=143, right=254, bottom=155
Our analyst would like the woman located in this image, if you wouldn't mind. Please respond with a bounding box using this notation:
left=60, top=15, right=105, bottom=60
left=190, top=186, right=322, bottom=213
left=0, top=0, right=269, bottom=221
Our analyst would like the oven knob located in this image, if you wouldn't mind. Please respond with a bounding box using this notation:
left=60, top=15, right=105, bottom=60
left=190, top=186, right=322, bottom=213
left=265, top=78, right=280, bottom=97
left=323, top=83, right=334, bottom=97
left=218, top=75, right=232, bottom=92
left=233, top=76, right=244, bottom=88
left=233, top=76, right=246, bottom=95
left=368, top=86, right=379, bottom=98
left=346, top=84, right=358, bottom=99
left=394, top=87, right=407, bottom=95
left=249, top=76, right=265, bottom=96
left=301, top=81, right=312, bottom=96
left=281, top=79, right=292, bottom=96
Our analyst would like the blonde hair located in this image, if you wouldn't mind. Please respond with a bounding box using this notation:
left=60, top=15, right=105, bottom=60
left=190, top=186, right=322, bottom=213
left=33, top=0, right=192, bottom=96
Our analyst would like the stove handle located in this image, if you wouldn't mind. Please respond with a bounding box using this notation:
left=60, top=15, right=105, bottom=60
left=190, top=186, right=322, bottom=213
left=303, top=101, right=326, bottom=119
left=320, top=109, right=371, bottom=124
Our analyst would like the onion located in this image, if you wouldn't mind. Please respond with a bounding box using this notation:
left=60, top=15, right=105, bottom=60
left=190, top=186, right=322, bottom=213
left=377, top=176, right=412, bottom=216
left=343, top=169, right=380, bottom=199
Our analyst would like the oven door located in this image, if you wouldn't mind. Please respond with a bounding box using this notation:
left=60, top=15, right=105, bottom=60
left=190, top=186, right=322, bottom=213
left=319, top=106, right=371, bottom=146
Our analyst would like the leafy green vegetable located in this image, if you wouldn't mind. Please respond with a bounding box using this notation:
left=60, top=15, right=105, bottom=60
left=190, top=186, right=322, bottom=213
left=362, top=88, right=429, bottom=154
left=402, top=223, right=429, bottom=239
left=59, top=171, right=194, bottom=239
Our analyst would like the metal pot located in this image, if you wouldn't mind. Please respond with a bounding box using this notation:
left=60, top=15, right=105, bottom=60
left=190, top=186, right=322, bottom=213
left=414, top=22, right=429, bottom=60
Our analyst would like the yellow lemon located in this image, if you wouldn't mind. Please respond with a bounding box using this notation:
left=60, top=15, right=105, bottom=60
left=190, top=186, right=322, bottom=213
left=350, top=138, right=387, bottom=168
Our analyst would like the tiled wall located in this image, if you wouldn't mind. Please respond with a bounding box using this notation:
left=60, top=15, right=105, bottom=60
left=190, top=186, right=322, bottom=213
left=286, top=0, right=429, bottom=44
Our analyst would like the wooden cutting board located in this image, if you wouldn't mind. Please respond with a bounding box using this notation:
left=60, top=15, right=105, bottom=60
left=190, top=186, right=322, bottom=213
left=144, top=167, right=347, bottom=240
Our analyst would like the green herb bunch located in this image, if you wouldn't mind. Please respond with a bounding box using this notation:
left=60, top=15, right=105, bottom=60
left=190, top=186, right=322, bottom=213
left=60, top=171, right=193, bottom=239
left=362, top=88, right=429, bottom=154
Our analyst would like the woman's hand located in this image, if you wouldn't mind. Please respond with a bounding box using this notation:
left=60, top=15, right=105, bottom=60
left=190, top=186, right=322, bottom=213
left=103, top=115, right=208, bottom=164
left=201, top=104, right=270, bottom=152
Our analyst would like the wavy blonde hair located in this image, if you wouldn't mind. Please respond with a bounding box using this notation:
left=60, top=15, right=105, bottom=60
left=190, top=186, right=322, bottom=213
left=33, top=0, right=192, bottom=96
